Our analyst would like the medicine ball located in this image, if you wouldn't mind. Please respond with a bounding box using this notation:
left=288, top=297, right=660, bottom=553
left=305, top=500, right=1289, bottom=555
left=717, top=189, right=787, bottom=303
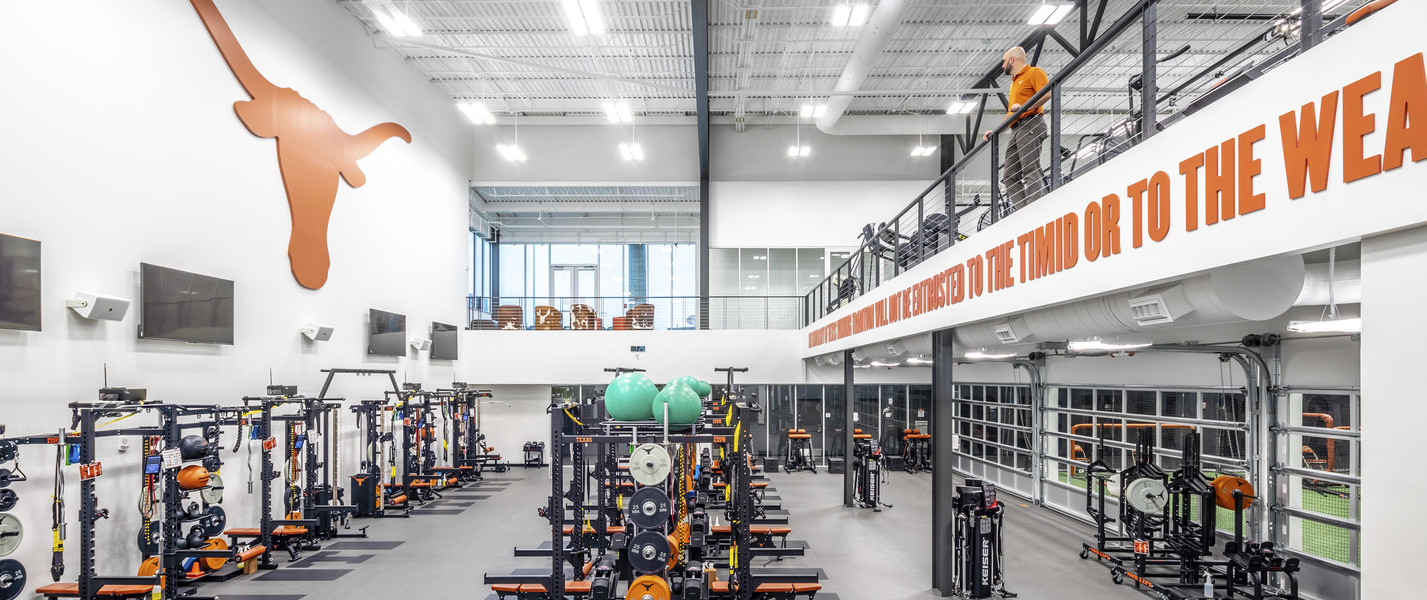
left=177, top=466, right=211, bottom=490
left=178, top=435, right=209, bottom=460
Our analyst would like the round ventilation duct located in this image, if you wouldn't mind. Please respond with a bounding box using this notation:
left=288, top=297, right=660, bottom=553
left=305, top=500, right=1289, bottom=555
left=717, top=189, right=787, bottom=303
left=954, top=255, right=1306, bottom=348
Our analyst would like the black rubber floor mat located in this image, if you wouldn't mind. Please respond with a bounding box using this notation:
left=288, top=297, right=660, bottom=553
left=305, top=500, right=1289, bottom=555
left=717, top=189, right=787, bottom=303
left=322, top=541, right=404, bottom=550
left=256, top=569, right=350, bottom=581
left=413, top=509, right=465, bottom=515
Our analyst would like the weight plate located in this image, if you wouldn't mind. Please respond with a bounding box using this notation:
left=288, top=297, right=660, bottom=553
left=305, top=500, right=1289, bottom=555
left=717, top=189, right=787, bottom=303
left=0, top=514, right=21, bottom=557
left=201, top=474, right=225, bottom=505
left=629, top=444, right=672, bottom=486
left=0, top=441, right=15, bottom=463
left=627, top=530, right=671, bottom=574
left=1125, top=477, right=1169, bottom=515
left=627, top=487, right=671, bottom=530
left=0, top=559, right=26, bottom=600
left=0, top=469, right=12, bottom=488
left=202, top=506, right=227, bottom=538
left=0, top=490, right=15, bottom=512
left=136, top=524, right=160, bottom=556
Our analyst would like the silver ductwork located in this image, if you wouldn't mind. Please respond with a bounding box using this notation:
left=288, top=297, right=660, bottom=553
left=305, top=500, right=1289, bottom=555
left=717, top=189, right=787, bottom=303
left=814, top=0, right=910, bottom=135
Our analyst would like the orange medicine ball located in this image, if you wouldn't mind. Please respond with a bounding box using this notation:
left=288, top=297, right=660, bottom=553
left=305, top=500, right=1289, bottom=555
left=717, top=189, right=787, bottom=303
left=1211, top=475, right=1255, bottom=510
left=177, top=465, right=211, bottom=490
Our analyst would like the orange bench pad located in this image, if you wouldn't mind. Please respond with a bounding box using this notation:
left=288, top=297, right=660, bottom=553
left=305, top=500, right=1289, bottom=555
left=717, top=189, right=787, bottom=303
left=562, top=525, right=627, bottom=535
left=36, top=583, right=156, bottom=597
left=708, top=582, right=821, bottom=594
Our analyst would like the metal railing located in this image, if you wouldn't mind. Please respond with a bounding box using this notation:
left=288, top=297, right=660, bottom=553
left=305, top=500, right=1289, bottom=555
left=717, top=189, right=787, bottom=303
left=803, top=0, right=1351, bottom=327
left=467, top=295, right=805, bottom=331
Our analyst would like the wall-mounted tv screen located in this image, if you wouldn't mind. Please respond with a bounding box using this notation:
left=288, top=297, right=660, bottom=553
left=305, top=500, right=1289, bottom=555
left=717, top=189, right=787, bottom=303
left=431, top=321, right=458, bottom=360
left=369, top=309, right=407, bottom=356
left=0, top=233, right=41, bottom=332
left=139, top=263, right=234, bottom=344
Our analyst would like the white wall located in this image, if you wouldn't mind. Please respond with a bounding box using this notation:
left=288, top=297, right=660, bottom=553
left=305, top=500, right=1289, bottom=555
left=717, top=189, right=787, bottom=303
left=0, top=0, right=470, bottom=591
left=710, top=180, right=932, bottom=248
left=460, top=330, right=807, bottom=385
left=477, top=385, right=555, bottom=464
left=1360, top=225, right=1426, bottom=600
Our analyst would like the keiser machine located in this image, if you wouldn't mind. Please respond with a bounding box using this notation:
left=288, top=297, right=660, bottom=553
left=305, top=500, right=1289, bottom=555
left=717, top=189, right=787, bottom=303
left=951, top=480, right=1014, bottom=599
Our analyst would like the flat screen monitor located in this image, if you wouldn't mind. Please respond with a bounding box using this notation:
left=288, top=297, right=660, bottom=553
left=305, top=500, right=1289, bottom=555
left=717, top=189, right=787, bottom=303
left=0, top=233, right=41, bottom=331
left=431, top=321, right=458, bottom=360
left=139, top=263, right=234, bottom=344
left=369, top=308, right=407, bottom=356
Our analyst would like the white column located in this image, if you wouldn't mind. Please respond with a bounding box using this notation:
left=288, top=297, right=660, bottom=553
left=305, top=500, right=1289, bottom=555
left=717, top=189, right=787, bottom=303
left=1360, top=225, right=1427, bottom=599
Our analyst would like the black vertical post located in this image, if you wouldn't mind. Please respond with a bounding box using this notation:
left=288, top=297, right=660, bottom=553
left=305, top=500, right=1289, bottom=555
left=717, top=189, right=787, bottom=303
left=694, top=0, right=711, bottom=330
left=260, top=401, right=276, bottom=568
left=160, top=407, right=181, bottom=600
left=931, top=329, right=956, bottom=595
left=1301, top=0, right=1322, bottom=51
left=1140, top=1, right=1158, bottom=142
left=77, top=412, right=96, bottom=599
left=843, top=349, right=855, bottom=507
left=1050, top=85, right=1063, bottom=189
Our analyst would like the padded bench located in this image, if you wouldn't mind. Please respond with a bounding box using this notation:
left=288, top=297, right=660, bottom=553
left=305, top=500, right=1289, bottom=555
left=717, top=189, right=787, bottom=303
left=709, top=581, right=821, bottom=598
left=491, top=580, right=593, bottom=598
left=36, top=583, right=154, bottom=599
left=561, top=525, right=627, bottom=535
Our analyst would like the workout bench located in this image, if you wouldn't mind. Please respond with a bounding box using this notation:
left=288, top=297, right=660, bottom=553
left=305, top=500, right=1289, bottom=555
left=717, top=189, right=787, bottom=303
left=36, top=584, right=154, bottom=599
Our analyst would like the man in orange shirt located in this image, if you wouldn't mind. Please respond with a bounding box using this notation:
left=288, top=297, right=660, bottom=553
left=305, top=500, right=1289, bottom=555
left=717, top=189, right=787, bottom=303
left=984, top=46, right=1052, bottom=210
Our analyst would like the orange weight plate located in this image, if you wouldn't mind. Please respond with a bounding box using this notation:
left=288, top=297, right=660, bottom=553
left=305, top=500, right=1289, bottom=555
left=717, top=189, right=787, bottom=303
left=200, top=538, right=229, bottom=571
left=625, top=575, right=671, bottom=600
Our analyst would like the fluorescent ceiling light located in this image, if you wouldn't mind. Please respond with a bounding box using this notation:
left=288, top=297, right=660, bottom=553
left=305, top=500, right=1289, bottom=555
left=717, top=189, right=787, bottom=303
left=946, top=100, right=976, bottom=114
left=965, top=349, right=1017, bottom=360
left=618, top=143, right=644, bottom=161
left=562, top=0, right=605, bottom=35
left=1028, top=3, right=1073, bottom=26
left=457, top=102, right=496, bottom=125
left=906, top=355, right=934, bottom=366
left=911, top=145, right=937, bottom=157
left=496, top=144, right=527, bottom=162
left=1287, top=318, right=1361, bottom=333
left=870, top=360, right=900, bottom=368
left=799, top=104, right=828, bottom=118
left=830, top=4, right=869, bottom=27
left=848, top=4, right=870, bottom=26
left=1067, top=337, right=1152, bottom=352
left=371, top=4, right=422, bottom=37
left=788, top=145, right=811, bottom=157
left=603, top=101, right=633, bottom=123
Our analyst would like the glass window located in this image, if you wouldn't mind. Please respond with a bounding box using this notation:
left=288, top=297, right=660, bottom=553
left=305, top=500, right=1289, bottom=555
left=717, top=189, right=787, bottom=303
left=768, top=249, right=796, bottom=296
left=740, top=249, right=768, bottom=295
left=796, top=248, right=824, bottom=295
left=796, top=385, right=824, bottom=463
left=768, top=386, right=795, bottom=460
left=880, top=385, right=908, bottom=455
left=908, top=385, right=932, bottom=436
left=854, top=385, right=880, bottom=443
left=824, top=385, right=846, bottom=460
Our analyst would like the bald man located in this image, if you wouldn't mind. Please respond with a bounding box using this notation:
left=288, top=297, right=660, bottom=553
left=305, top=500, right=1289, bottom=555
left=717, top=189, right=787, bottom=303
left=984, top=46, right=1051, bottom=210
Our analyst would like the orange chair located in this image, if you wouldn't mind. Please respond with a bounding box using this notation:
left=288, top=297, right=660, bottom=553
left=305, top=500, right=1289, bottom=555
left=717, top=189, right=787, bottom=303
left=495, top=305, right=523, bottom=330
left=570, top=304, right=598, bottom=330
left=533, top=305, right=563, bottom=330
left=469, top=319, right=496, bottom=330
left=627, top=303, right=655, bottom=330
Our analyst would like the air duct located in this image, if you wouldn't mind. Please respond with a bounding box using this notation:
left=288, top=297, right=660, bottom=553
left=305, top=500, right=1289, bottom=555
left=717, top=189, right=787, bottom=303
left=954, top=255, right=1307, bottom=348
left=1294, top=259, right=1361, bottom=306
left=814, top=0, right=911, bottom=135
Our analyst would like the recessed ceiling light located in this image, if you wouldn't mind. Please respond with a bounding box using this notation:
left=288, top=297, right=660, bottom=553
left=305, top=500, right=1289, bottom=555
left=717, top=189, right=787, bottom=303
left=1028, top=3, right=1074, bottom=26
left=496, top=144, right=527, bottom=162
left=562, top=0, right=605, bottom=35
left=830, top=4, right=869, bottom=27
left=946, top=100, right=976, bottom=114
left=911, top=145, right=937, bottom=157
left=787, top=145, right=811, bottom=157
left=603, top=101, right=633, bottom=123
left=457, top=102, right=496, bottom=125
left=618, top=143, right=645, bottom=161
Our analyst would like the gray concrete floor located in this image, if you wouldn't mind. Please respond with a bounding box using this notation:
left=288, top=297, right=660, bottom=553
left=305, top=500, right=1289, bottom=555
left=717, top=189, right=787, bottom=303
left=198, top=468, right=1141, bottom=600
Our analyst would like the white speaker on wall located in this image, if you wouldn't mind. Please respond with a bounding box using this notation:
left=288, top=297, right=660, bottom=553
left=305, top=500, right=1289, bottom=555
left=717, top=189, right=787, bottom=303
left=410, top=338, right=432, bottom=352
left=300, top=323, right=334, bottom=341
left=66, top=293, right=130, bottom=321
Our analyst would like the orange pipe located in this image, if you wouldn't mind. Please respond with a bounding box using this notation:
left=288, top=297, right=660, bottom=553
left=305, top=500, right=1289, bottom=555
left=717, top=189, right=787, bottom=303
left=1301, top=413, right=1337, bottom=473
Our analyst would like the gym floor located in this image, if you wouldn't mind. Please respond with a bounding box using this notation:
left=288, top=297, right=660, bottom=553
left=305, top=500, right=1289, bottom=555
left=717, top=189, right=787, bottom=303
left=197, top=469, right=1133, bottom=600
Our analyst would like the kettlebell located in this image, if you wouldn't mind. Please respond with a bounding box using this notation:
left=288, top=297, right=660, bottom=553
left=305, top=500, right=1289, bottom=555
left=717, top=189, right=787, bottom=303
left=186, top=526, right=206, bottom=550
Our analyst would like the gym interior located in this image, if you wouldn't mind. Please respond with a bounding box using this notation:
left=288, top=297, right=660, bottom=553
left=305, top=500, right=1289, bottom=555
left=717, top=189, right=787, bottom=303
left=0, top=0, right=1413, bottom=599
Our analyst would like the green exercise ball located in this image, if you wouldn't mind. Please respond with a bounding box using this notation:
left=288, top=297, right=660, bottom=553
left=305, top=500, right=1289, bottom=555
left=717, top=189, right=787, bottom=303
left=605, top=373, right=659, bottom=421
left=692, top=379, right=713, bottom=398
left=653, top=383, right=702, bottom=430
left=667, top=375, right=702, bottom=396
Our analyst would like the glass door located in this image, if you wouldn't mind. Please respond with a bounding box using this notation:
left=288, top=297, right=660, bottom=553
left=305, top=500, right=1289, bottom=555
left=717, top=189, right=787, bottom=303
left=551, top=265, right=598, bottom=323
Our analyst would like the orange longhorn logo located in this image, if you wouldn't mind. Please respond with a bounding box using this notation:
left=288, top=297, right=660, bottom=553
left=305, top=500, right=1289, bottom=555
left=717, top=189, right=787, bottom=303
left=190, top=0, right=411, bottom=289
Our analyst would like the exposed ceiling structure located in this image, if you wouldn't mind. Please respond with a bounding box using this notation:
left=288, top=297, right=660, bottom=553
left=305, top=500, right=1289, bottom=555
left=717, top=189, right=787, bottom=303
left=471, top=185, right=700, bottom=243
left=339, top=0, right=1329, bottom=136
